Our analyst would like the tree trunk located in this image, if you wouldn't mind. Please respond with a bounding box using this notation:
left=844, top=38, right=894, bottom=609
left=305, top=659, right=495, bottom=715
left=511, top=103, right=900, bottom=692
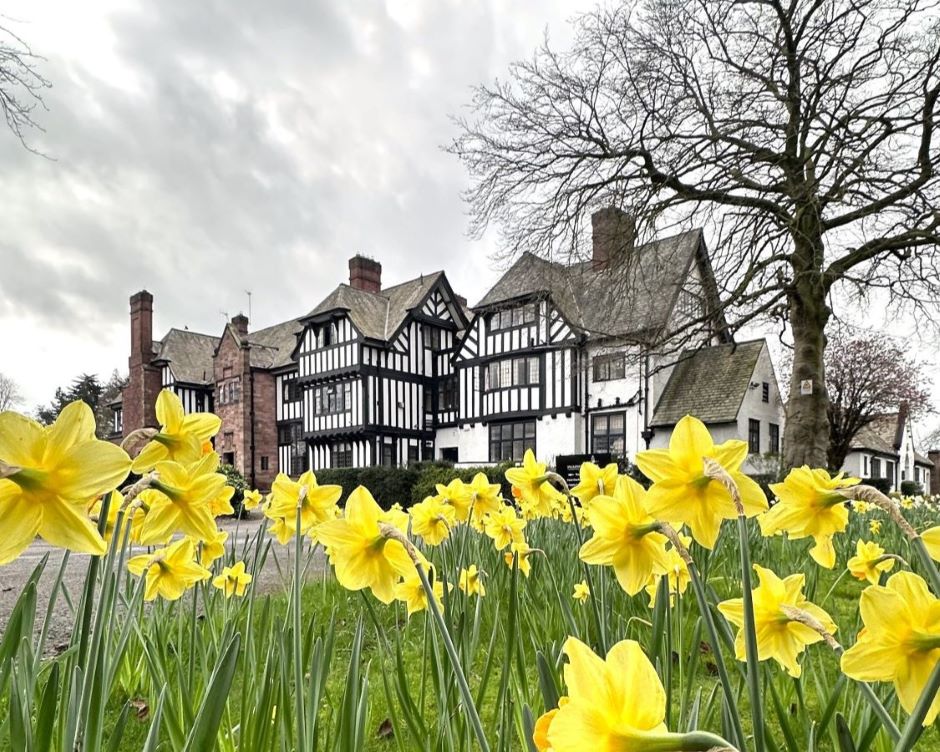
left=783, top=237, right=831, bottom=469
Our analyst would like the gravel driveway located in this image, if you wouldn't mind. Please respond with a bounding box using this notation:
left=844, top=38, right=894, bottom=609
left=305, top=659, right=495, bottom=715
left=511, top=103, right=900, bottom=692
left=0, top=514, right=327, bottom=654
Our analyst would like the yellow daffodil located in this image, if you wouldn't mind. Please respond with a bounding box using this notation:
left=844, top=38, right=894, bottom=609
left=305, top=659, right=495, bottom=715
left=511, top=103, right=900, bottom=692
left=870, top=519, right=882, bottom=535
left=130, top=389, right=221, bottom=473
left=718, top=564, right=836, bottom=678
left=900, top=496, right=914, bottom=510
left=635, top=416, right=767, bottom=549
left=393, top=551, right=447, bottom=616
left=483, top=504, right=526, bottom=550
left=243, top=489, right=263, bottom=510
left=138, top=452, right=228, bottom=545
left=760, top=466, right=860, bottom=568
left=853, top=500, right=871, bottom=514
left=265, top=471, right=342, bottom=540
left=578, top=475, right=670, bottom=596
left=572, top=581, right=590, bottom=603
left=506, top=450, right=565, bottom=519
left=410, top=495, right=457, bottom=546
left=646, top=533, right=692, bottom=608
left=504, top=540, right=534, bottom=577
left=208, top=483, right=236, bottom=517
left=842, top=571, right=940, bottom=724
left=569, top=461, right=618, bottom=508
left=534, top=637, right=671, bottom=750
left=435, top=478, right=472, bottom=522
left=315, top=486, right=415, bottom=603
left=0, top=401, right=131, bottom=564
left=921, top=526, right=940, bottom=562
left=458, top=564, right=486, bottom=596
left=267, top=515, right=293, bottom=545
left=847, top=539, right=895, bottom=585
left=212, top=560, right=252, bottom=597
left=381, top=502, right=410, bottom=533
left=193, top=527, right=228, bottom=567
left=127, top=538, right=210, bottom=601
left=89, top=490, right=125, bottom=544
left=465, top=472, right=503, bottom=529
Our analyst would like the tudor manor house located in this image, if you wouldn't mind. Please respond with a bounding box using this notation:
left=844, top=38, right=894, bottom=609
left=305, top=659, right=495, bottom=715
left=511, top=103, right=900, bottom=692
left=111, top=208, right=788, bottom=490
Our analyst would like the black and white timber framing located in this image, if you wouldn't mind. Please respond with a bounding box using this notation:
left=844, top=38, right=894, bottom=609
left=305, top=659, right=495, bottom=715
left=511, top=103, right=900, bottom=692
left=291, top=277, right=468, bottom=471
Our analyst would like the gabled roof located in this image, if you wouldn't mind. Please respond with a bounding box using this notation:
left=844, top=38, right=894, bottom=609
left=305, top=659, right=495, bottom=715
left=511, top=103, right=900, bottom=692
left=247, top=319, right=303, bottom=369
left=474, top=229, right=706, bottom=340
left=153, top=318, right=303, bottom=384
left=851, top=413, right=902, bottom=456
left=153, top=329, right=219, bottom=385
left=650, top=340, right=766, bottom=427
left=304, top=272, right=446, bottom=342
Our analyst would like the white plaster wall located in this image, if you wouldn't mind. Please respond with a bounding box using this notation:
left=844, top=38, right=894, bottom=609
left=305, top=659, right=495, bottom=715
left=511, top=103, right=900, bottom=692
left=443, top=423, right=490, bottom=465
left=734, top=344, right=786, bottom=457
left=842, top=450, right=867, bottom=478
left=536, top=413, right=581, bottom=465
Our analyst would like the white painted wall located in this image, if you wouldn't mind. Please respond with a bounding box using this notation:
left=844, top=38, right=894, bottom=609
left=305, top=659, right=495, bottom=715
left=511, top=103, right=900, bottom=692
left=536, top=413, right=581, bottom=465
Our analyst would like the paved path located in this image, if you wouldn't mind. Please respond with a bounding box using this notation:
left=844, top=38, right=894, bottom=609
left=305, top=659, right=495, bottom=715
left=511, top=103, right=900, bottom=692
left=0, top=514, right=327, bottom=654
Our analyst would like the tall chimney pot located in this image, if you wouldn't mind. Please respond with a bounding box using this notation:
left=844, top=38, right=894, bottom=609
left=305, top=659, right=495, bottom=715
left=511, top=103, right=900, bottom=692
left=592, top=207, right=636, bottom=268
left=349, top=255, right=382, bottom=293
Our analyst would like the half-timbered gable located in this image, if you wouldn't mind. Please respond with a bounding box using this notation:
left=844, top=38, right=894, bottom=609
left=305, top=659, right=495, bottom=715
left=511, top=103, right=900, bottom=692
left=443, top=209, right=748, bottom=466
left=150, top=328, right=218, bottom=415
left=297, top=256, right=469, bottom=471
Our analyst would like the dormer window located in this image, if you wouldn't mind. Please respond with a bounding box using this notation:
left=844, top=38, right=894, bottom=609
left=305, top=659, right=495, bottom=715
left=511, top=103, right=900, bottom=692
left=490, top=303, right=537, bottom=331
left=317, top=323, right=334, bottom=348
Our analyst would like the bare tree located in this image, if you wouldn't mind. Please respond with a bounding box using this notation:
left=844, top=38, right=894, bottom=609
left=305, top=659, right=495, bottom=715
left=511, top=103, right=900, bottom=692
left=0, top=372, right=23, bottom=412
left=824, top=328, right=931, bottom=471
left=0, top=17, right=49, bottom=147
left=450, top=0, right=940, bottom=467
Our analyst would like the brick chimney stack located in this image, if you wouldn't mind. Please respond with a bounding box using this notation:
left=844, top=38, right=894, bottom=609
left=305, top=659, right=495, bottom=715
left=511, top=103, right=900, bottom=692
left=349, top=255, right=382, bottom=293
left=592, top=207, right=636, bottom=269
left=123, top=290, right=162, bottom=433
left=231, top=313, right=249, bottom=340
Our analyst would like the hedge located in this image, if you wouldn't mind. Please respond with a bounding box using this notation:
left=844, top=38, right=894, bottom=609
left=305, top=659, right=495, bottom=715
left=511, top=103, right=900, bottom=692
left=307, top=461, right=516, bottom=510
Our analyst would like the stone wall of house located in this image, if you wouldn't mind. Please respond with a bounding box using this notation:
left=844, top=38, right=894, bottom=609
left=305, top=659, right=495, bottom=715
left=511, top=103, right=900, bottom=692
left=213, top=317, right=252, bottom=482
left=122, top=290, right=162, bottom=436
left=251, top=370, right=279, bottom=489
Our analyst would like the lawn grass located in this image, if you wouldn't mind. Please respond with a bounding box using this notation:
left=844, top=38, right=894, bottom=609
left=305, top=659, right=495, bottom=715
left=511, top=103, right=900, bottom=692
left=4, top=501, right=940, bottom=750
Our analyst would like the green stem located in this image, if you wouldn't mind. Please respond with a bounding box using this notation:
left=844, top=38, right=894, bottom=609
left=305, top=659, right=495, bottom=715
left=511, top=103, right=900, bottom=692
left=736, top=516, right=764, bottom=752
left=686, top=560, right=747, bottom=752
left=894, top=658, right=940, bottom=751
left=414, top=560, right=491, bottom=752
left=565, top=494, right=607, bottom=653
left=293, top=505, right=307, bottom=752
left=74, top=491, right=112, bottom=669
left=634, top=730, right=738, bottom=751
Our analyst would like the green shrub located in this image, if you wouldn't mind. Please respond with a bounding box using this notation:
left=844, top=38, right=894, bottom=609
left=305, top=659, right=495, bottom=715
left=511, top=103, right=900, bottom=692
left=218, top=463, right=248, bottom=516
left=313, top=466, right=420, bottom=510
left=410, top=462, right=513, bottom=505
left=900, top=480, right=923, bottom=496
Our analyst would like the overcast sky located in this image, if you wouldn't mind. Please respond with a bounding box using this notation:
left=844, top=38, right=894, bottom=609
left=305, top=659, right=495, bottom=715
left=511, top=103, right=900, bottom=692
left=0, top=0, right=591, bottom=409
left=2, top=0, right=937, bottom=442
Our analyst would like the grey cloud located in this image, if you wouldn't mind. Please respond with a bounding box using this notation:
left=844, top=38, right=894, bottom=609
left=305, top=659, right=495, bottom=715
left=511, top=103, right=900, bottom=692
left=0, top=0, right=588, bottom=361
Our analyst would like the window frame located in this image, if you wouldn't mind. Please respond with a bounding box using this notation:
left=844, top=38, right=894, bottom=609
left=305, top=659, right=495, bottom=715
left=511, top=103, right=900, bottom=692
left=768, top=422, right=780, bottom=454
left=748, top=419, right=760, bottom=454
left=483, top=356, right=540, bottom=392
left=591, top=412, right=626, bottom=456
left=592, top=352, right=626, bottom=382
left=762, top=382, right=770, bottom=403
left=488, top=420, right=536, bottom=462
